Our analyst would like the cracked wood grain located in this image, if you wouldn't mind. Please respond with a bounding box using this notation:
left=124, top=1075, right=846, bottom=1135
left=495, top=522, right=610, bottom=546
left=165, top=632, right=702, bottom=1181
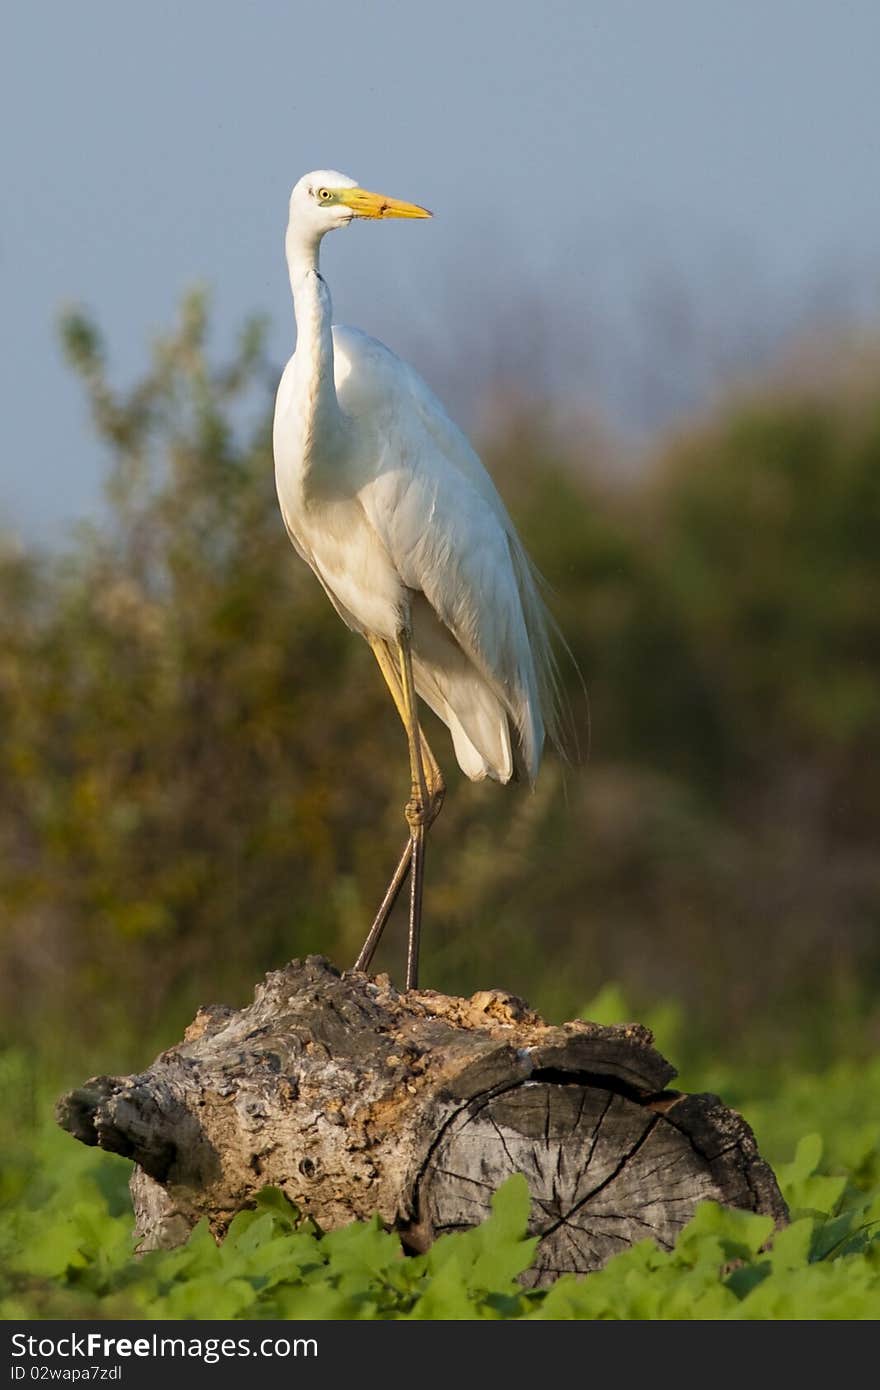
left=56, top=955, right=787, bottom=1282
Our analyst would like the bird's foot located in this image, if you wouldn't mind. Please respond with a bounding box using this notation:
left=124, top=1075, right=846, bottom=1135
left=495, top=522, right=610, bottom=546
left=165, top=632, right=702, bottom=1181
left=405, top=784, right=445, bottom=831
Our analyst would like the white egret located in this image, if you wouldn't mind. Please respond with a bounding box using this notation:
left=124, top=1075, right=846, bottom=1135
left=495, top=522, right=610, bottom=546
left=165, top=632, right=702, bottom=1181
left=273, top=170, right=564, bottom=989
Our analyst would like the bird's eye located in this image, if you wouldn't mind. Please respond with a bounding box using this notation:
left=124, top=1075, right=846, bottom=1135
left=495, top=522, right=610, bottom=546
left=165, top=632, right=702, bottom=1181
left=317, top=188, right=332, bottom=202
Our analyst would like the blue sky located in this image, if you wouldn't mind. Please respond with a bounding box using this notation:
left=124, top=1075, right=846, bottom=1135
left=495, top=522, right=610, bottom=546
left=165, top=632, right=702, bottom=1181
left=3, top=1, right=880, bottom=535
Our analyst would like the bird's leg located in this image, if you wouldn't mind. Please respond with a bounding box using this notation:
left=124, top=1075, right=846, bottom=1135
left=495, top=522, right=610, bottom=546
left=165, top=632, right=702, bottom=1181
left=396, top=624, right=431, bottom=991
left=353, top=839, right=412, bottom=974
left=367, top=637, right=446, bottom=826
left=353, top=635, right=445, bottom=980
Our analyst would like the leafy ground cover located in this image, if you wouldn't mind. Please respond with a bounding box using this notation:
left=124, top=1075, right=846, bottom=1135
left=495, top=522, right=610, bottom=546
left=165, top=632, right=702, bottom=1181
left=3, top=1016, right=879, bottom=1320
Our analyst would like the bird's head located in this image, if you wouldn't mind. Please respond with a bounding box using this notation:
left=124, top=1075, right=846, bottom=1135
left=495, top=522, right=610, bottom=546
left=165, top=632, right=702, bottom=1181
left=287, top=169, right=431, bottom=247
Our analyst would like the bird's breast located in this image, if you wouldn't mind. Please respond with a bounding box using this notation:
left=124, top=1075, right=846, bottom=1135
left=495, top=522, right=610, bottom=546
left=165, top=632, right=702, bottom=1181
left=274, top=441, right=404, bottom=645
left=296, top=500, right=406, bottom=641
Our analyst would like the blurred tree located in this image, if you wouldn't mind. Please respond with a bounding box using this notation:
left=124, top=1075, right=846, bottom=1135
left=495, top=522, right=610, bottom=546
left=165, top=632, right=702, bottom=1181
left=0, top=297, right=877, bottom=1062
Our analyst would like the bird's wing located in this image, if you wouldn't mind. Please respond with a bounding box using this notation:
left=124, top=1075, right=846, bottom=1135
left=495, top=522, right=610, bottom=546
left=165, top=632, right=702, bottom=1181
left=333, top=326, right=546, bottom=781
left=333, top=326, right=515, bottom=525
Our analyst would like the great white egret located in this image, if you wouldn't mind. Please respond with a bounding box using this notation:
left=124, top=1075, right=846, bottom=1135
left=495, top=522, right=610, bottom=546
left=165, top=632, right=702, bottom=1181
left=273, top=170, right=563, bottom=989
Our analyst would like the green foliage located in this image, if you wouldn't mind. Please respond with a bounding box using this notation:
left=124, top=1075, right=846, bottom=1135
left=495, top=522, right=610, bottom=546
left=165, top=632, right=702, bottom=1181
left=2, top=1053, right=879, bottom=1321
left=529, top=1194, right=880, bottom=1320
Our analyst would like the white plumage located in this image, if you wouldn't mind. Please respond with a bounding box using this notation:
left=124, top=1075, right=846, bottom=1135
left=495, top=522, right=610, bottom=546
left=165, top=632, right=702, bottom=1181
left=272, top=169, right=562, bottom=985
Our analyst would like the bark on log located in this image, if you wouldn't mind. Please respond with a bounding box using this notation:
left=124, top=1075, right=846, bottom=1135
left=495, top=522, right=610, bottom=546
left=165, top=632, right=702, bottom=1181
left=57, top=956, right=786, bottom=1286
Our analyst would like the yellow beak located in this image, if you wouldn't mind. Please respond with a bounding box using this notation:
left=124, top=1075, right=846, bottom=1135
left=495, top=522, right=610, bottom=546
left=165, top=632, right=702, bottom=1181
left=337, top=187, right=432, bottom=220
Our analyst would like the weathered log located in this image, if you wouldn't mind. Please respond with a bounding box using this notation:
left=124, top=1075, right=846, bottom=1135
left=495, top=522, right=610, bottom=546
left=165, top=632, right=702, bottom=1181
left=57, top=956, right=786, bottom=1286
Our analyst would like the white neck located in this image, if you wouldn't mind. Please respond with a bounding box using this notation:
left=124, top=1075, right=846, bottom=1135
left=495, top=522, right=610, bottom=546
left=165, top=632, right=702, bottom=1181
left=285, top=226, right=343, bottom=442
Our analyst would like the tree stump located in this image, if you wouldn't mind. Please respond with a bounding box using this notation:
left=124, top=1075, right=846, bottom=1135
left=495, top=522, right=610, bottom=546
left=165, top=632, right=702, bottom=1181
left=57, top=956, right=786, bottom=1286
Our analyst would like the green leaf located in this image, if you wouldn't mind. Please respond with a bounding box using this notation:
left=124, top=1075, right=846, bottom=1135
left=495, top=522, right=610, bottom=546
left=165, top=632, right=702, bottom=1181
left=252, top=1186, right=301, bottom=1232
left=725, top=1262, right=772, bottom=1300
left=769, top=1218, right=813, bottom=1271
left=407, top=1262, right=483, bottom=1320
left=487, top=1172, right=531, bottom=1240
left=319, top=1215, right=402, bottom=1280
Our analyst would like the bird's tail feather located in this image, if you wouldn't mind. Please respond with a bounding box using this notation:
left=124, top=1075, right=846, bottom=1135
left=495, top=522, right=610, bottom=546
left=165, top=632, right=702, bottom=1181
left=409, top=626, right=514, bottom=784
left=506, top=532, right=586, bottom=772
